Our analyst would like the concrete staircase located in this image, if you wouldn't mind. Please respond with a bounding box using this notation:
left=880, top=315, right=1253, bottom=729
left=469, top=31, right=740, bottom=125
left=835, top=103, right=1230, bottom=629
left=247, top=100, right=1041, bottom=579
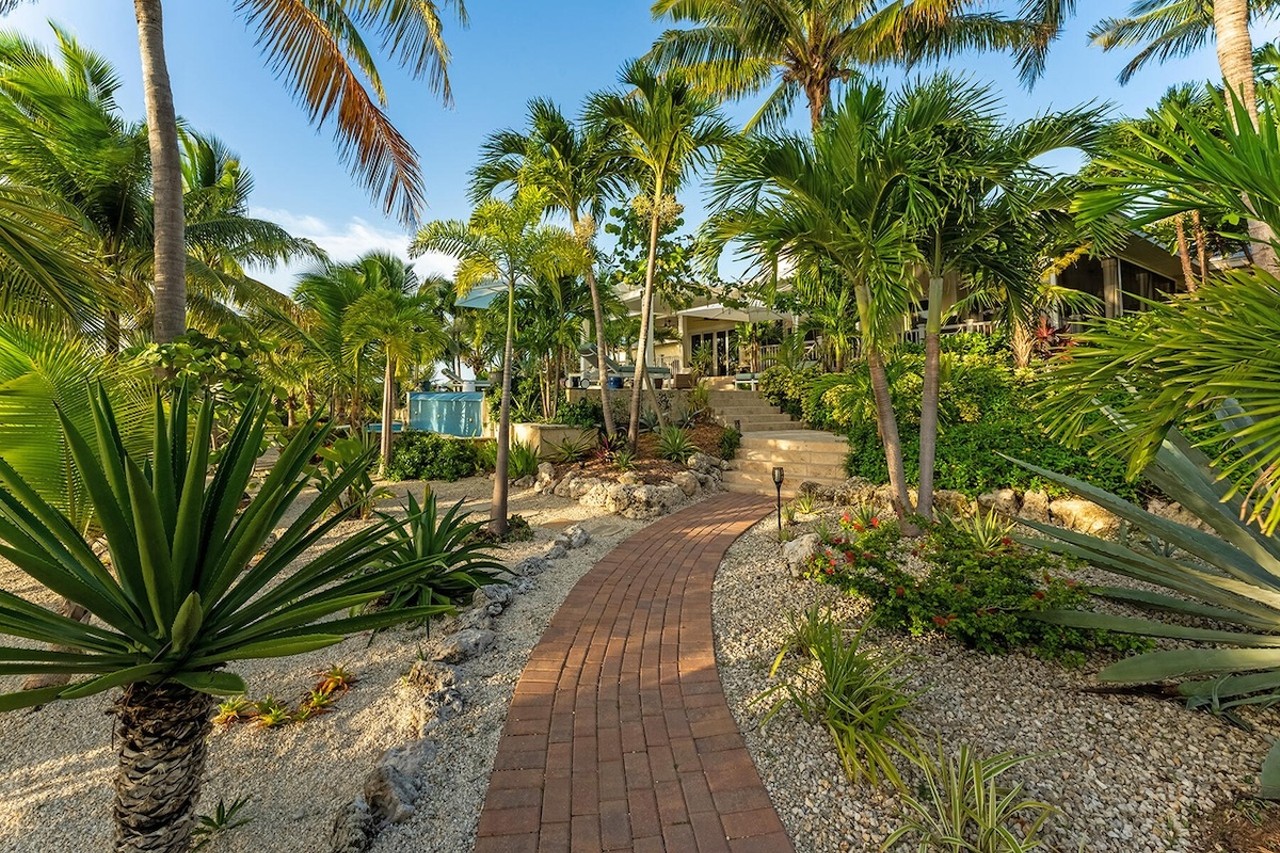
left=708, top=391, right=850, bottom=498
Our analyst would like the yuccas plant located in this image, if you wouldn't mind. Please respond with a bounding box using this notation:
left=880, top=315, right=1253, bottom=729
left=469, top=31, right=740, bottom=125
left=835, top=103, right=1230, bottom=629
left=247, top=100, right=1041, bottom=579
left=0, top=385, right=451, bottom=851
left=1005, top=431, right=1280, bottom=797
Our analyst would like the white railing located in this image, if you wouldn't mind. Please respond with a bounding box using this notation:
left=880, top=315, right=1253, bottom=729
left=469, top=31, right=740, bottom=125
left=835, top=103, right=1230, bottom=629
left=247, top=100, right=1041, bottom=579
left=901, top=320, right=996, bottom=345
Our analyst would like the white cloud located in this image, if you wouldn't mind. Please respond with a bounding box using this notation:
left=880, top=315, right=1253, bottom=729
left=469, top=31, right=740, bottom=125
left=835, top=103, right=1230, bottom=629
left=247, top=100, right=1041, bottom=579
left=246, top=207, right=458, bottom=292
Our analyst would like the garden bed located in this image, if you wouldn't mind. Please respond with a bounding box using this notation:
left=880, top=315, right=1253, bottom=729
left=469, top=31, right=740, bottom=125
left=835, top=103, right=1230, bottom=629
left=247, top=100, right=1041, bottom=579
left=713, top=508, right=1279, bottom=852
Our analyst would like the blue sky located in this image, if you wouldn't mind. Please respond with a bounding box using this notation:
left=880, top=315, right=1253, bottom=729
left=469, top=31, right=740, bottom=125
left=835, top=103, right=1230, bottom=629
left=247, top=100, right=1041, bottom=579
left=4, top=1, right=1271, bottom=290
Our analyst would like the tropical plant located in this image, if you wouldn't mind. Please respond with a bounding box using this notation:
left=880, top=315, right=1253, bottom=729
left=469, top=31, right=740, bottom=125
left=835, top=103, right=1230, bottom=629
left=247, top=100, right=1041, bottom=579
left=946, top=511, right=1016, bottom=556
left=508, top=439, right=541, bottom=481
left=612, top=447, right=636, bottom=471
left=587, top=59, right=732, bottom=444
left=471, top=98, right=630, bottom=437
left=191, top=795, right=253, bottom=850
left=649, top=0, right=1070, bottom=131
left=656, top=425, right=697, bottom=462
left=1090, top=0, right=1280, bottom=272
left=549, top=433, right=597, bottom=464
left=757, top=607, right=921, bottom=789
left=370, top=488, right=506, bottom=614
left=882, top=742, right=1055, bottom=853
left=1008, top=433, right=1280, bottom=797
left=0, top=386, right=452, bottom=850
left=718, top=424, right=741, bottom=460
left=130, top=0, right=467, bottom=341
left=313, top=435, right=392, bottom=520
left=412, top=189, right=583, bottom=535
left=386, top=432, right=480, bottom=482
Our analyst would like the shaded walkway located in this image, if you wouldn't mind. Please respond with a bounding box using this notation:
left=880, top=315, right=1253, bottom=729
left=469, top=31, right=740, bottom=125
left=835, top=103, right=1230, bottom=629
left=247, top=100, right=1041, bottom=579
left=474, top=493, right=792, bottom=853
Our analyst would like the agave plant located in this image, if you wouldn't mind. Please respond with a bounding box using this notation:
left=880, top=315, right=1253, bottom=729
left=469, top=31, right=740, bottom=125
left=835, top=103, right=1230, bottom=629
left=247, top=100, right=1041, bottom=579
left=657, top=425, right=697, bottom=463
left=371, top=488, right=507, bottom=612
left=1006, top=432, right=1280, bottom=797
left=0, top=386, right=451, bottom=850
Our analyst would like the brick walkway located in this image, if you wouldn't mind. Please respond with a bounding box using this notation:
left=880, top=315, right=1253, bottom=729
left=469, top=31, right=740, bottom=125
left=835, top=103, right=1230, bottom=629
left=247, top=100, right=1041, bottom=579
left=474, top=493, right=792, bottom=853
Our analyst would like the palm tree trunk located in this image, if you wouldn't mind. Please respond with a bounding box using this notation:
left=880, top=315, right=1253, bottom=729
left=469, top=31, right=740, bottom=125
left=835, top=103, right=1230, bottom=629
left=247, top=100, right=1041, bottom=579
left=113, top=681, right=212, bottom=853
left=916, top=272, right=944, bottom=521
left=1191, top=209, right=1210, bottom=288
left=380, top=352, right=394, bottom=475
left=1174, top=213, right=1197, bottom=291
left=133, top=0, right=186, bottom=344
left=854, top=280, right=914, bottom=523
left=491, top=277, right=516, bottom=536
left=1011, top=320, right=1033, bottom=369
left=1214, top=0, right=1280, bottom=276
left=572, top=214, right=616, bottom=438
left=628, top=188, right=664, bottom=445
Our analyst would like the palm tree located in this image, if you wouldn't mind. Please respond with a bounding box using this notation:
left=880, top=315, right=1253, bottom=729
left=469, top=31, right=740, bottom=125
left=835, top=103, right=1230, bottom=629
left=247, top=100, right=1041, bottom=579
left=344, top=254, right=445, bottom=473
left=704, top=82, right=927, bottom=519
left=0, top=386, right=452, bottom=851
left=908, top=78, right=1105, bottom=519
left=588, top=59, right=733, bottom=444
left=471, top=98, right=631, bottom=437
left=649, top=0, right=1071, bottom=131
left=412, top=189, right=583, bottom=534
left=1090, top=0, right=1280, bottom=274
left=127, top=0, right=467, bottom=341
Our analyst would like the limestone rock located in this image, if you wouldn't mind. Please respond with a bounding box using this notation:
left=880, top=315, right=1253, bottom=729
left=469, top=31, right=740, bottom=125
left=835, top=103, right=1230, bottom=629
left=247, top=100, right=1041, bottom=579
left=545, top=542, right=568, bottom=561
left=934, top=490, right=974, bottom=516
left=363, top=739, right=436, bottom=824
left=567, top=477, right=600, bottom=501
left=1049, top=497, right=1118, bottom=537
left=406, top=660, right=456, bottom=695
left=552, top=471, right=577, bottom=498
left=781, top=533, right=821, bottom=576
left=977, top=488, right=1020, bottom=516
left=688, top=452, right=724, bottom=476
left=1021, top=490, right=1050, bottom=523
left=618, top=471, right=644, bottom=486
left=328, top=797, right=374, bottom=853
left=562, top=524, right=591, bottom=549
left=513, top=556, right=550, bottom=577
left=472, top=583, right=514, bottom=616
left=433, top=628, right=496, bottom=664
left=512, top=475, right=534, bottom=490
left=832, top=477, right=875, bottom=507
left=671, top=470, right=700, bottom=497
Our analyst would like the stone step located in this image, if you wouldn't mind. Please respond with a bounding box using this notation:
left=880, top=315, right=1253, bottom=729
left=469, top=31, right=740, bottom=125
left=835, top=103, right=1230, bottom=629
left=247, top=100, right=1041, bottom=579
left=717, top=414, right=795, bottom=427
left=723, top=468, right=845, bottom=498
left=730, top=459, right=849, bottom=482
left=738, top=421, right=812, bottom=433
left=736, top=445, right=848, bottom=465
left=739, top=432, right=850, bottom=453
left=712, top=403, right=784, bottom=415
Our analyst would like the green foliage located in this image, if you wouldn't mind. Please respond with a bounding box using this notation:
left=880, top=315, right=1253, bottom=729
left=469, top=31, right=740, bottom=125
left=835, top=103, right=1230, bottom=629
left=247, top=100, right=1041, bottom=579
left=555, top=398, right=605, bottom=430
left=883, top=743, right=1055, bottom=853
left=759, top=363, right=822, bottom=418
left=657, top=425, right=697, bottom=462
left=946, top=511, right=1015, bottom=555
left=1010, top=432, right=1280, bottom=798
left=508, top=440, right=540, bottom=480
left=386, top=432, right=481, bottom=482
left=500, top=513, right=533, bottom=542
left=475, top=439, right=498, bottom=473
left=805, top=519, right=1150, bottom=665
left=718, top=425, right=741, bottom=460
left=613, top=448, right=636, bottom=471
left=314, top=436, right=392, bottom=519
left=548, top=432, right=598, bottom=464
left=371, top=489, right=506, bottom=614
left=0, top=385, right=454, bottom=712
left=757, top=607, right=921, bottom=789
left=192, top=795, right=253, bottom=850
left=142, top=327, right=276, bottom=436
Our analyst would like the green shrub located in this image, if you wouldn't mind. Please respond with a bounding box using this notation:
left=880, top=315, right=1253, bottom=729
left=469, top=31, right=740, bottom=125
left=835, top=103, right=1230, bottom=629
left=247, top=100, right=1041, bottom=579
left=508, top=439, right=540, bottom=479
left=758, top=607, right=921, bottom=789
left=804, top=520, right=1151, bottom=665
left=475, top=439, right=498, bottom=473
left=314, top=436, right=391, bottom=518
left=657, top=425, right=697, bottom=462
left=386, top=432, right=480, bottom=482
left=718, top=426, right=742, bottom=460
left=555, top=398, right=604, bottom=430
left=760, top=363, right=822, bottom=418
left=548, top=432, right=598, bottom=463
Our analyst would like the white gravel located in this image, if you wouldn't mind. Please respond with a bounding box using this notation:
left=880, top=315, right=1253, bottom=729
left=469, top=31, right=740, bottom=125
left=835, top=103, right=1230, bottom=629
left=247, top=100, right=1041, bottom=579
left=0, top=475, right=654, bottom=852
left=714, top=511, right=1280, bottom=853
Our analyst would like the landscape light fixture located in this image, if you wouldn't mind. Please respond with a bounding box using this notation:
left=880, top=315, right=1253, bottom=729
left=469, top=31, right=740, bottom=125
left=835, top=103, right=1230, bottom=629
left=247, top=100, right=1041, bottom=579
left=772, top=466, right=785, bottom=533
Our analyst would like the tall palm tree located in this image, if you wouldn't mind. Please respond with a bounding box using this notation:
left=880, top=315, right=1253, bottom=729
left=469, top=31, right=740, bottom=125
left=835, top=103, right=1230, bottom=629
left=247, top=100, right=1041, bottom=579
left=588, top=59, right=733, bottom=444
left=471, top=98, right=631, bottom=437
left=412, top=189, right=583, bottom=535
left=908, top=78, right=1105, bottom=519
left=128, top=0, right=467, bottom=341
left=344, top=254, right=445, bottom=473
left=649, top=0, right=1071, bottom=131
left=705, top=82, right=928, bottom=519
left=1090, top=0, right=1280, bottom=273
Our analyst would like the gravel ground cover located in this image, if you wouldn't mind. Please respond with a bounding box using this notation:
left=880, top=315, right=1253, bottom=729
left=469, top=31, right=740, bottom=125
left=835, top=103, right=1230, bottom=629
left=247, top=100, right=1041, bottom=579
left=714, top=510, right=1280, bottom=853
left=0, top=475, right=650, bottom=853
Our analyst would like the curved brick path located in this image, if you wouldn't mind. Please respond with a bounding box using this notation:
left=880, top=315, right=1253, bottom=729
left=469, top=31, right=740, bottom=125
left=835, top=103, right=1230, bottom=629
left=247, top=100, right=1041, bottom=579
left=473, top=493, right=792, bottom=853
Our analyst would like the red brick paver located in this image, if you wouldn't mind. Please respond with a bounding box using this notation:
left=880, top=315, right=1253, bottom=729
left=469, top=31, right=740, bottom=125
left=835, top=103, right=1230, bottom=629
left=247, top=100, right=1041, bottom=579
left=474, top=493, right=791, bottom=853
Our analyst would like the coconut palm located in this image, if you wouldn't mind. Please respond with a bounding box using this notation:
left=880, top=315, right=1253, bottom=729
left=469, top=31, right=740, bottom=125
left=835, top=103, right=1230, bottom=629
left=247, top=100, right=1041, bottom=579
left=471, top=98, right=631, bottom=437
left=649, top=0, right=1071, bottom=131
left=1090, top=0, right=1280, bottom=273
left=412, top=190, right=584, bottom=535
left=0, top=385, right=451, bottom=851
left=704, top=81, right=931, bottom=519
left=126, top=0, right=467, bottom=342
left=587, top=59, right=733, bottom=444
left=344, top=255, right=446, bottom=473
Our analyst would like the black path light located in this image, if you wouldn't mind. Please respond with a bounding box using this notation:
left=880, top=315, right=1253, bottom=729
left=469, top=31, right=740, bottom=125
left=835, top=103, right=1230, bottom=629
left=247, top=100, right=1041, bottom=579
left=772, top=466, right=785, bottom=534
